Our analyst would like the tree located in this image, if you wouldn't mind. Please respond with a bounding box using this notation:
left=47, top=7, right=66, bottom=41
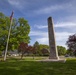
left=33, top=41, right=39, bottom=47
left=66, top=34, right=76, bottom=56
left=0, top=12, right=10, bottom=51
left=27, top=46, right=36, bottom=59
left=18, top=42, right=28, bottom=59
left=66, top=49, right=73, bottom=56
left=39, top=44, right=49, bottom=56
left=39, top=44, right=49, bottom=50
left=16, top=18, right=30, bottom=43
left=0, top=12, right=30, bottom=52
left=33, top=42, right=50, bottom=56
left=18, top=43, right=36, bottom=59
left=57, top=46, right=66, bottom=56
left=41, top=48, right=49, bottom=56
left=33, top=41, right=40, bottom=55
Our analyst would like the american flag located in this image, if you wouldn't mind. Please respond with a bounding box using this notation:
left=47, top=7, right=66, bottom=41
left=10, top=11, right=14, bottom=21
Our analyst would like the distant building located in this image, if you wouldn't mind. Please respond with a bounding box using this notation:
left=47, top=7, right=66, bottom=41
left=2, top=50, right=19, bottom=56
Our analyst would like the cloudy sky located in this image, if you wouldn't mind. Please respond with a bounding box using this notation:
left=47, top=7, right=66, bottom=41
left=0, top=0, right=76, bottom=48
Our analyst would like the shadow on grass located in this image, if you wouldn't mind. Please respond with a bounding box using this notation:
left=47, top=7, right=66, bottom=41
left=0, top=58, right=76, bottom=75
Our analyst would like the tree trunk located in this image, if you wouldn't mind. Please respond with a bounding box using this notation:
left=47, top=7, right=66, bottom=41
left=32, top=54, right=35, bottom=60
left=21, top=53, right=24, bottom=59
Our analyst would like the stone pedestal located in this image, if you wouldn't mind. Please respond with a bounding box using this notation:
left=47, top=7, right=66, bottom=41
left=48, top=17, right=59, bottom=59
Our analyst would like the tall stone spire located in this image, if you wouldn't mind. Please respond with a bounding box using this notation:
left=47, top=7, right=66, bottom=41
left=48, top=17, right=59, bottom=59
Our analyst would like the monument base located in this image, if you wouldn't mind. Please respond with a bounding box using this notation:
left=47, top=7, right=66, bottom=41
left=40, top=58, right=66, bottom=63
left=49, top=56, right=59, bottom=59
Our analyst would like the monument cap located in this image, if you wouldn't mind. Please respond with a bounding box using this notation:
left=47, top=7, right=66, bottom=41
left=48, top=17, right=52, bottom=20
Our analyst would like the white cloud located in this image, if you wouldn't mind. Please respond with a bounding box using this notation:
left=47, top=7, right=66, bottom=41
left=34, top=5, right=63, bottom=14
left=62, top=15, right=76, bottom=23
left=8, top=0, right=20, bottom=5
left=36, top=37, right=48, bottom=44
left=56, top=32, right=74, bottom=41
left=34, top=21, right=76, bottom=30
left=55, top=32, right=74, bottom=48
left=34, top=24, right=48, bottom=29
left=34, top=3, right=73, bottom=14
left=55, top=22, right=76, bottom=28
left=7, top=0, right=27, bottom=9
left=29, top=31, right=48, bottom=36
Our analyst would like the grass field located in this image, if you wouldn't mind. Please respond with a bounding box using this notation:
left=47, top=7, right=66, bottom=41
left=0, top=57, right=76, bottom=75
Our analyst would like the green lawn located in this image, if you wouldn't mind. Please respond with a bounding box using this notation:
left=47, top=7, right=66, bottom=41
left=0, top=57, right=76, bottom=75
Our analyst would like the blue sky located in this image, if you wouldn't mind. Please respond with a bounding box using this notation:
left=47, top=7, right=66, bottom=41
left=0, top=0, right=76, bottom=48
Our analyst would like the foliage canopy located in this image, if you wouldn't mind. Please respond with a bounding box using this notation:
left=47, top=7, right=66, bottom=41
left=0, top=12, right=30, bottom=51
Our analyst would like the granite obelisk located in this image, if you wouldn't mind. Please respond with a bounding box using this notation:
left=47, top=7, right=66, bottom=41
left=48, top=17, right=59, bottom=59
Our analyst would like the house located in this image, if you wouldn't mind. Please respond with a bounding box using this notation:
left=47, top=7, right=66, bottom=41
left=2, top=50, right=19, bottom=56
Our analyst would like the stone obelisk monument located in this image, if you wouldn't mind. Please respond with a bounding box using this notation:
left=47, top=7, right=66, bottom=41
left=48, top=17, right=59, bottom=59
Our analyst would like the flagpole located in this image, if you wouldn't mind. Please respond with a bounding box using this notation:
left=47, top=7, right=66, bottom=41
left=4, top=12, right=13, bottom=61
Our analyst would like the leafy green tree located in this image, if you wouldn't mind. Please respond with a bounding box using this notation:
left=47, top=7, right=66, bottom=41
left=41, top=48, right=49, bottom=56
left=39, top=44, right=49, bottom=50
left=33, top=41, right=40, bottom=55
left=39, top=44, right=49, bottom=56
left=0, top=12, right=30, bottom=52
left=0, top=12, right=10, bottom=51
left=57, top=46, right=66, bottom=56
left=33, top=42, right=50, bottom=56
left=33, top=41, right=39, bottom=47
left=16, top=18, right=30, bottom=43
left=66, top=49, right=73, bottom=56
